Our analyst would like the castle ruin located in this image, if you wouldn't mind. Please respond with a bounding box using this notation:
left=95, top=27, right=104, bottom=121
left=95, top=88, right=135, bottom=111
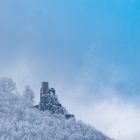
left=34, top=82, right=74, bottom=119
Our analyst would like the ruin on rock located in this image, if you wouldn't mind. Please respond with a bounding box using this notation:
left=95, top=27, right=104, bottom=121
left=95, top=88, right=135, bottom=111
left=34, top=82, right=74, bottom=119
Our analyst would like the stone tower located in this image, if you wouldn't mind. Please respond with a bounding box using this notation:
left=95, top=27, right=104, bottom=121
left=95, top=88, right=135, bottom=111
left=40, top=82, right=49, bottom=104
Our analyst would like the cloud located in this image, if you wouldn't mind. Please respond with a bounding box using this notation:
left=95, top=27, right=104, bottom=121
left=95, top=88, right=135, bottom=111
left=60, top=85, right=140, bottom=140
left=76, top=99, right=140, bottom=140
left=54, top=54, right=140, bottom=140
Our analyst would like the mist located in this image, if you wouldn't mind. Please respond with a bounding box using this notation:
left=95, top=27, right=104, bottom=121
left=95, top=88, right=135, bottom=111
left=1, top=48, right=139, bottom=140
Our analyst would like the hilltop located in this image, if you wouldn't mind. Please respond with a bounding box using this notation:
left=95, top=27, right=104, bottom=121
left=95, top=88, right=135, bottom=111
left=0, top=78, right=112, bottom=140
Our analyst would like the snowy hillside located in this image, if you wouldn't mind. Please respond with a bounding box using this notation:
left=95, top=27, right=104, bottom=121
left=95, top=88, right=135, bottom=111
left=0, top=78, right=112, bottom=140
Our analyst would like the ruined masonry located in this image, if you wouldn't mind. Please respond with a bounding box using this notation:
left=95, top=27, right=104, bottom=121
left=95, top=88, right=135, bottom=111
left=34, top=82, right=74, bottom=119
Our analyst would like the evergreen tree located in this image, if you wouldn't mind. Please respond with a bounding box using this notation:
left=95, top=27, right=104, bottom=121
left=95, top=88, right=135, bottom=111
left=23, top=86, right=34, bottom=107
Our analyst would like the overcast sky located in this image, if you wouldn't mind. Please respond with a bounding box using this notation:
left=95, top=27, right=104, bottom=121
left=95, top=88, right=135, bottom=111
left=0, top=0, right=140, bottom=139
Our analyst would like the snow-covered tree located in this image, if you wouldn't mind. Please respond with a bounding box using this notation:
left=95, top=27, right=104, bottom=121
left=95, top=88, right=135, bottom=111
left=0, top=77, right=16, bottom=95
left=23, top=86, right=34, bottom=107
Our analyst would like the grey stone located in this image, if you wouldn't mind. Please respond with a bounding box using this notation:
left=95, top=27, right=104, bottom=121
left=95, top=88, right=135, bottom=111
left=34, top=82, right=74, bottom=119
